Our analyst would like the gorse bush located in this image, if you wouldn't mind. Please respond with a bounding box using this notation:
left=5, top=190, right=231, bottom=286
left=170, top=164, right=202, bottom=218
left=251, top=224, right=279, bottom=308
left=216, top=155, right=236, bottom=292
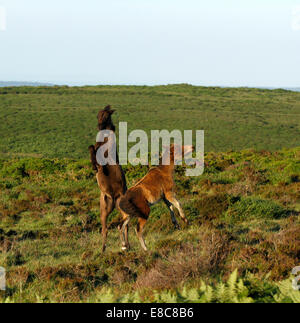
left=224, top=197, right=290, bottom=222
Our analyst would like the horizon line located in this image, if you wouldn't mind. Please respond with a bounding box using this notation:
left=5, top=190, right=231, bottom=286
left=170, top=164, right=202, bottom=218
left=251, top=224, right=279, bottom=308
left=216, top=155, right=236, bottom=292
left=0, top=81, right=299, bottom=90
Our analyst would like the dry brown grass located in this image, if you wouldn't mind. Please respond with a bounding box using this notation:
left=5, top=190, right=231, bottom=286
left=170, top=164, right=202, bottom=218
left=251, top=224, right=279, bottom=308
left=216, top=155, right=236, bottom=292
left=228, top=221, right=300, bottom=280
left=135, top=229, right=230, bottom=289
left=260, top=183, right=300, bottom=206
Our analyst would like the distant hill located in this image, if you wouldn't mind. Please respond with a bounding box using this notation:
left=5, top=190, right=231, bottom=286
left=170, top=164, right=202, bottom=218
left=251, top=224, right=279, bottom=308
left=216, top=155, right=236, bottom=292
left=0, top=81, right=54, bottom=87
left=255, top=87, right=300, bottom=92
left=285, top=88, right=300, bottom=92
left=0, top=84, right=299, bottom=157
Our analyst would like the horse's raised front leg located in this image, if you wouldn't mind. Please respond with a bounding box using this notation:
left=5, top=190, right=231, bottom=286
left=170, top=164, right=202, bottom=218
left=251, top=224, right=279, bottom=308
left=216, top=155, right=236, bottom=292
left=89, top=145, right=98, bottom=172
left=165, top=193, right=189, bottom=225
left=163, top=197, right=180, bottom=230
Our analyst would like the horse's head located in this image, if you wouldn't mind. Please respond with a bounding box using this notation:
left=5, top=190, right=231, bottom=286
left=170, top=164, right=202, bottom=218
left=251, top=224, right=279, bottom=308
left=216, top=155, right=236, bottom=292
left=170, top=144, right=194, bottom=159
left=162, top=144, right=194, bottom=165
left=97, top=105, right=116, bottom=131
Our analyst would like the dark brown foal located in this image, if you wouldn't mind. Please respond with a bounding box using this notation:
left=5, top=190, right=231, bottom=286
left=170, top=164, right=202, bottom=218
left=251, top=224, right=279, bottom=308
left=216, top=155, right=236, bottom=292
left=89, top=106, right=127, bottom=252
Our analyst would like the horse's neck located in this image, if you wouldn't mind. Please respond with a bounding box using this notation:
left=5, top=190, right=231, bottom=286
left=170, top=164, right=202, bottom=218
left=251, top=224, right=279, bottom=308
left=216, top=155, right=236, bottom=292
left=106, top=126, right=120, bottom=163
left=159, top=164, right=175, bottom=176
left=106, top=124, right=116, bottom=132
left=97, top=124, right=116, bottom=145
left=158, top=153, right=175, bottom=175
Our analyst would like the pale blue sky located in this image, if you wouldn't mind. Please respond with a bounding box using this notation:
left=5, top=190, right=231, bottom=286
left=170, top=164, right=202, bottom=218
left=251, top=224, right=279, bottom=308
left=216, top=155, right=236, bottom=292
left=0, top=0, right=299, bottom=86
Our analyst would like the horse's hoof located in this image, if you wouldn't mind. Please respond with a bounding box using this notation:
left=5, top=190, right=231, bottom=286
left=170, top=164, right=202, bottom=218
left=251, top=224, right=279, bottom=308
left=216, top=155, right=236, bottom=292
left=174, top=224, right=181, bottom=230
left=122, top=244, right=131, bottom=251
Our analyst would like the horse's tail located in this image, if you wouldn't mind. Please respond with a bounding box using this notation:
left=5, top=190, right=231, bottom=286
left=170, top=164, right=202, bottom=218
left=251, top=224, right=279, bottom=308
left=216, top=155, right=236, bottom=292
left=119, top=195, right=145, bottom=219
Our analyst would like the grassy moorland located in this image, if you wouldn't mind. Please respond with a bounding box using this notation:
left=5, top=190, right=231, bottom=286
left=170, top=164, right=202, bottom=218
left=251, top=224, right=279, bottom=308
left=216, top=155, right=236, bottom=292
left=0, top=148, right=299, bottom=303
left=0, top=85, right=299, bottom=303
left=0, top=84, right=300, bottom=158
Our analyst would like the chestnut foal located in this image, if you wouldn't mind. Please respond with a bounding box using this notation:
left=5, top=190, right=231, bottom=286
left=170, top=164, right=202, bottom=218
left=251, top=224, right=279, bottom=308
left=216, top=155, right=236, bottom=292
left=88, top=106, right=127, bottom=252
left=119, top=144, right=192, bottom=251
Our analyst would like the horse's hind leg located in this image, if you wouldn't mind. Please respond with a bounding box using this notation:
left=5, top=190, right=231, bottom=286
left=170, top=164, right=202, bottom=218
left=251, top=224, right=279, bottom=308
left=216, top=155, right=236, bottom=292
left=123, top=219, right=130, bottom=249
left=116, top=198, right=130, bottom=251
left=135, top=217, right=148, bottom=251
left=117, top=219, right=125, bottom=249
left=118, top=215, right=130, bottom=251
left=163, top=198, right=180, bottom=230
left=100, top=193, right=114, bottom=252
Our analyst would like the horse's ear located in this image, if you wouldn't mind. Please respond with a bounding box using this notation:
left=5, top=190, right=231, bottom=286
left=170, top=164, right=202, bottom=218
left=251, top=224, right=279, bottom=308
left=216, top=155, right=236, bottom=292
left=104, top=105, right=115, bottom=114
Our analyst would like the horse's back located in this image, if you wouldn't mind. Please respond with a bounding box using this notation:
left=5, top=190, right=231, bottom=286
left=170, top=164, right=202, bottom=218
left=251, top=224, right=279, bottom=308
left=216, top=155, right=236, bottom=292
left=130, top=167, right=172, bottom=203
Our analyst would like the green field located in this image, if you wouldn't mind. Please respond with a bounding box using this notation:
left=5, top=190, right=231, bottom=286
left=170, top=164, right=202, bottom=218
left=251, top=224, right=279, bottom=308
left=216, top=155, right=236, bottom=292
left=0, top=85, right=299, bottom=303
left=0, top=85, right=300, bottom=158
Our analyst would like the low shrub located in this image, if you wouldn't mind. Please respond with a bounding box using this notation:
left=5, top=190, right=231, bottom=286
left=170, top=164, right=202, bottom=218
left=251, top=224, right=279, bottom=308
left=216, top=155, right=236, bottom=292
left=224, top=197, right=290, bottom=222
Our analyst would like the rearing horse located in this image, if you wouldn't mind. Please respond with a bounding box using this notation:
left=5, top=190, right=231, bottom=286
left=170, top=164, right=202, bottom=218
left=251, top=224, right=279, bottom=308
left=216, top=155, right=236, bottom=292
left=89, top=106, right=127, bottom=252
